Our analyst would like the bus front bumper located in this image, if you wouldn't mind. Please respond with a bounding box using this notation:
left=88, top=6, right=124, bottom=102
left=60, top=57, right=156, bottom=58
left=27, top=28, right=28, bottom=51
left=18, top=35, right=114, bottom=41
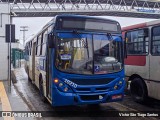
left=51, top=82, right=125, bottom=106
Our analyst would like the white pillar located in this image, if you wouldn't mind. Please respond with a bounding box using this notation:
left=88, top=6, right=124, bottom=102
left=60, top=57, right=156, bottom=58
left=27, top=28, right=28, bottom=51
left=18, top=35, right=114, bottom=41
left=0, top=3, right=10, bottom=80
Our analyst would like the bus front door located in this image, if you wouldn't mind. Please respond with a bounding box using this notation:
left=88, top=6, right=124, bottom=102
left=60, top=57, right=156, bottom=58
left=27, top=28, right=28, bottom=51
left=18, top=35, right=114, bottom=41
left=46, top=47, right=52, bottom=100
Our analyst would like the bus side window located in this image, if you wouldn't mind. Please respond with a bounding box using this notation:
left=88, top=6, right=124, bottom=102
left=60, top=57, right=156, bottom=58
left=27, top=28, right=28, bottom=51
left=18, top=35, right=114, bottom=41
left=152, top=26, right=160, bottom=56
left=41, top=30, right=47, bottom=56
left=37, top=35, right=42, bottom=56
left=48, top=25, right=53, bottom=33
left=27, top=44, right=29, bottom=55
left=30, top=41, right=32, bottom=55
left=29, top=42, right=31, bottom=55
left=43, top=29, right=48, bottom=43
left=40, top=33, right=43, bottom=55
left=42, top=43, right=46, bottom=56
left=26, top=44, right=29, bottom=56
left=36, top=37, right=38, bottom=55
left=126, top=29, right=148, bottom=55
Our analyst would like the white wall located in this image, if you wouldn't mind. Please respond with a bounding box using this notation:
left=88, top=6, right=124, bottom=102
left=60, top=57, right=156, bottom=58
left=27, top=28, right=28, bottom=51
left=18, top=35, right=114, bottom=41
left=0, top=3, right=10, bottom=80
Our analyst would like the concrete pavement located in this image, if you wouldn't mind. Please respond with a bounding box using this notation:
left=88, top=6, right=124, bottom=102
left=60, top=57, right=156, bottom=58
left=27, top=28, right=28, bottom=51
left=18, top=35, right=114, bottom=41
left=0, top=67, right=36, bottom=120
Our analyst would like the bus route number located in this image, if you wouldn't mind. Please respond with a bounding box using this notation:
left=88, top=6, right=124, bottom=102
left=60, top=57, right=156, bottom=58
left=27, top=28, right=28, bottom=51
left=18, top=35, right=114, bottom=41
left=64, top=79, right=77, bottom=88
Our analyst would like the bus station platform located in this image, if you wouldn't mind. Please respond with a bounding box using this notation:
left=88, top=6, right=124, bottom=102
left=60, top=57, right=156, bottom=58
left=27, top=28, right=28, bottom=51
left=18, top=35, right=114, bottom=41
left=0, top=67, right=34, bottom=120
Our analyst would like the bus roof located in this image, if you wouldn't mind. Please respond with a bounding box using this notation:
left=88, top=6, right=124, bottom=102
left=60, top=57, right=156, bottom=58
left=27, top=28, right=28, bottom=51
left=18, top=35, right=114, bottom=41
left=122, top=19, right=160, bottom=31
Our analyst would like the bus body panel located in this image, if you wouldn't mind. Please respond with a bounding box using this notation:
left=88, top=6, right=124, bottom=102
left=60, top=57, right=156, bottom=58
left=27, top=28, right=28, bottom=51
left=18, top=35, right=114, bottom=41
left=149, top=55, right=160, bottom=81
left=28, top=56, right=32, bottom=79
left=125, top=56, right=146, bottom=66
left=35, top=57, right=40, bottom=88
left=147, top=55, right=160, bottom=100
left=34, top=57, right=46, bottom=87
left=146, top=79, right=160, bottom=100
left=125, top=56, right=149, bottom=80
left=41, top=70, right=47, bottom=97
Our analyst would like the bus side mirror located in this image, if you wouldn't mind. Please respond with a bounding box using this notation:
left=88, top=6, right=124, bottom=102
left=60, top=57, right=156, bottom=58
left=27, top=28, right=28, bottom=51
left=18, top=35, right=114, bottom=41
left=48, top=34, right=55, bottom=48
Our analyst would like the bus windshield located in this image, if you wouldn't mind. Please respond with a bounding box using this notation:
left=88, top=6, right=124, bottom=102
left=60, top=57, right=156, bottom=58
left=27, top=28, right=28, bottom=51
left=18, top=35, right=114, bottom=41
left=55, top=33, right=123, bottom=75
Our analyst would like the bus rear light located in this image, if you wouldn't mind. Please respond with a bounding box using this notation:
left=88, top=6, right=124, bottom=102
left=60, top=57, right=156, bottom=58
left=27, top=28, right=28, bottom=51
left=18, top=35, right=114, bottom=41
left=54, top=78, right=59, bottom=83
left=112, top=94, right=122, bottom=100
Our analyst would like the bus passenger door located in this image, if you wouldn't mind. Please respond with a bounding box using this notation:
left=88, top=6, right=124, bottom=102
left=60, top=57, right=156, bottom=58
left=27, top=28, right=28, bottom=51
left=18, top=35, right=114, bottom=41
left=46, top=47, right=52, bottom=100
left=149, top=55, right=160, bottom=99
left=149, top=55, right=160, bottom=81
left=150, top=26, right=160, bottom=81
left=32, top=42, right=36, bottom=82
left=148, top=26, right=160, bottom=100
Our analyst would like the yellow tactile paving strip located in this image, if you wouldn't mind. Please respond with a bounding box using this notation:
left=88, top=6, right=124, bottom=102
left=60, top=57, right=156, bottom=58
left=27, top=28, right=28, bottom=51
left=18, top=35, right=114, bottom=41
left=0, top=82, right=15, bottom=120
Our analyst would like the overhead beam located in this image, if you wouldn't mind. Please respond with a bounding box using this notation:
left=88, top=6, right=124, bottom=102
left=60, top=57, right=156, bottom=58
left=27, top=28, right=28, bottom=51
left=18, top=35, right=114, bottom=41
left=1, top=0, right=160, bottom=8
left=1, top=0, right=160, bottom=18
left=13, top=10, right=160, bottom=19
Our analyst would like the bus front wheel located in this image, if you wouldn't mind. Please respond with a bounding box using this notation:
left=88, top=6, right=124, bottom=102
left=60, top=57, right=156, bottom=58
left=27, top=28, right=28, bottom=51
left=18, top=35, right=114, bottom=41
left=130, top=78, right=148, bottom=103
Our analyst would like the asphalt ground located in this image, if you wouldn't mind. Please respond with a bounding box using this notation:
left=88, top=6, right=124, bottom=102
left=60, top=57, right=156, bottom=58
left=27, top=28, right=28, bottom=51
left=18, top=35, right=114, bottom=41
left=9, top=67, right=160, bottom=120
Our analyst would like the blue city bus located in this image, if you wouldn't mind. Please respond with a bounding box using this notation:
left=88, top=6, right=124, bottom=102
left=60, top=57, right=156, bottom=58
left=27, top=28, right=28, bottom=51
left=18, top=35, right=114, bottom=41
left=25, top=15, right=125, bottom=106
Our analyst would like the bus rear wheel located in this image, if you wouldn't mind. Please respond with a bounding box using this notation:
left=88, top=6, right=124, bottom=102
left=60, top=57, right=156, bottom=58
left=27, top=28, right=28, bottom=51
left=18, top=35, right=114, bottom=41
left=39, top=77, right=46, bottom=102
left=26, top=68, right=31, bottom=82
left=130, top=78, right=148, bottom=103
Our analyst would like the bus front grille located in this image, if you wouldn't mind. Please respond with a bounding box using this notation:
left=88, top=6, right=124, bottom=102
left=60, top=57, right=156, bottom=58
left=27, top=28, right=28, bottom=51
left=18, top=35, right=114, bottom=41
left=75, top=87, right=110, bottom=92
left=70, top=78, right=114, bottom=85
left=76, top=88, right=90, bottom=91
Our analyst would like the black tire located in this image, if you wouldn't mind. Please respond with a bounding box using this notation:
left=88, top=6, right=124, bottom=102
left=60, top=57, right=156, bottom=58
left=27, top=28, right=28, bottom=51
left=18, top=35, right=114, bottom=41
left=26, top=68, right=31, bottom=82
left=28, top=76, right=32, bottom=82
left=130, top=78, right=148, bottom=103
left=39, top=77, right=47, bottom=102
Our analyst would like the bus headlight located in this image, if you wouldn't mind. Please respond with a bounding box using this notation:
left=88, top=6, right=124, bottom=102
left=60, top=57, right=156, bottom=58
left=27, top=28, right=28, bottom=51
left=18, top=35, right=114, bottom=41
left=54, top=78, right=73, bottom=93
left=59, top=83, right=63, bottom=87
left=64, top=87, right=69, bottom=92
